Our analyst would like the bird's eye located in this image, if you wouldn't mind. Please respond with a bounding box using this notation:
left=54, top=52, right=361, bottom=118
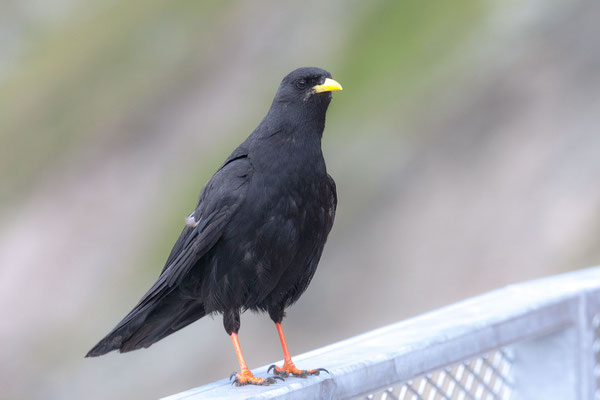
left=296, top=79, right=307, bottom=89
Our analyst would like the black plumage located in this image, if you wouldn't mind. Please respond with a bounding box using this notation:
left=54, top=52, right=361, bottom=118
left=87, top=67, right=341, bottom=384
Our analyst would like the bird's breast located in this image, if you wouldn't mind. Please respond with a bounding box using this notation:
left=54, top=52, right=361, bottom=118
left=226, top=167, right=330, bottom=261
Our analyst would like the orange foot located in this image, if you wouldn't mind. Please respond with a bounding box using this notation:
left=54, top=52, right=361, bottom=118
left=230, top=370, right=283, bottom=386
left=268, top=362, right=328, bottom=378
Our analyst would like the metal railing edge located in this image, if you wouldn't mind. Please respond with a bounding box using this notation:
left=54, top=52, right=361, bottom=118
left=163, top=265, right=600, bottom=400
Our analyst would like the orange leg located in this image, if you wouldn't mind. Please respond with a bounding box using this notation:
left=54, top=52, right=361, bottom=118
left=230, top=333, right=281, bottom=386
left=267, top=322, right=328, bottom=378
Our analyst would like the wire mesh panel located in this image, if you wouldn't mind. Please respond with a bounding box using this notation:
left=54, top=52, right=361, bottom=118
left=359, top=349, right=513, bottom=400
left=594, top=314, right=600, bottom=400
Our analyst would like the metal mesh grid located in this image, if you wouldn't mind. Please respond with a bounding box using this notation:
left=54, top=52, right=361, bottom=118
left=594, top=314, right=600, bottom=400
left=358, top=349, right=513, bottom=400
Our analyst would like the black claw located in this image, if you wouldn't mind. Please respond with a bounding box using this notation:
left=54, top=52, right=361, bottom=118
left=231, top=375, right=242, bottom=387
left=230, top=372, right=237, bottom=382
left=268, top=365, right=290, bottom=378
left=272, top=375, right=285, bottom=382
left=261, top=377, right=280, bottom=386
left=315, top=368, right=329, bottom=375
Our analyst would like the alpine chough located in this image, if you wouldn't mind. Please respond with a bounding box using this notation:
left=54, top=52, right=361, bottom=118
left=87, top=67, right=342, bottom=386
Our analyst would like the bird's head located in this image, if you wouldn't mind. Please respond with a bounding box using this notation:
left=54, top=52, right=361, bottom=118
left=273, top=67, right=343, bottom=110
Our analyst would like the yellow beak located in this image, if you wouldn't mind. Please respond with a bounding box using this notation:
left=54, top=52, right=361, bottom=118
left=313, top=78, right=343, bottom=93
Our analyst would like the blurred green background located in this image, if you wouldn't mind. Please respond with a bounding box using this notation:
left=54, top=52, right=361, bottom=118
left=2, top=0, right=600, bottom=399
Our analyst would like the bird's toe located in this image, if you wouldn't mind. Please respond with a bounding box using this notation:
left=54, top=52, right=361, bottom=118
left=268, top=363, right=328, bottom=378
left=231, top=371, right=281, bottom=386
left=268, top=364, right=290, bottom=378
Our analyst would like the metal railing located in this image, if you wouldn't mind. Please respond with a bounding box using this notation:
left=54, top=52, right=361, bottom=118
left=163, top=266, right=600, bottom=400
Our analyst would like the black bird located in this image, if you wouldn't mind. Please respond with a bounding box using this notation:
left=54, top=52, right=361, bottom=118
left=87, top=67, right=342, bottom=386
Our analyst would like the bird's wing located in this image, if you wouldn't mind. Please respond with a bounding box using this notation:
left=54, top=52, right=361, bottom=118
left=86, top=151, right=252, bottom=356
left=141, top=151, right=252, bottom=305
left=326, top=174, right=337, bottom=231
left=161, top=148, right=250, bottom=272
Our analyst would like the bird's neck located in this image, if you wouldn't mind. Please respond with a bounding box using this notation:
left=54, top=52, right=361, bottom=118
left=265, top=101, right=328, bottom=139
left=249, top=106, right=327, bottom=174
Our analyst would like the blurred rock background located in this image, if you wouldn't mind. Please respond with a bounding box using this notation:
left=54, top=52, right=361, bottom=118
left=1, top=0, right=600, bottom=398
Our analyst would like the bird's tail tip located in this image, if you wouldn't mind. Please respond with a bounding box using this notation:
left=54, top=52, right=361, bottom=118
left=84, top=348, right=105, bottom=358
left=85, top=336, right=122, bottom=358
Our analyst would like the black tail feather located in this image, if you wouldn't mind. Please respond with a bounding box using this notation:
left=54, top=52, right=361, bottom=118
left=86, top=293, right=205, bottom=357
